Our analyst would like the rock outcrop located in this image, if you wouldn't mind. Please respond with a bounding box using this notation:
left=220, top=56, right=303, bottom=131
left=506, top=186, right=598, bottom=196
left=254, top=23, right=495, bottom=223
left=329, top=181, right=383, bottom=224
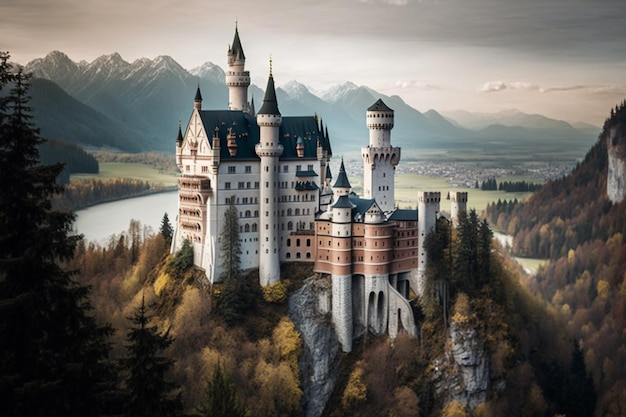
left=607, top=126, right=626, bottom=203
left=289, top=276, right=340, bottom=417
left=433, top=321, right=490, bottom=410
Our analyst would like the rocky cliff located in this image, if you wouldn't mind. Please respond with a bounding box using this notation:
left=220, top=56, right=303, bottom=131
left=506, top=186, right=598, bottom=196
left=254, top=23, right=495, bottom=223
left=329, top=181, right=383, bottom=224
left=607, top=125, right=626, bottom=203
left=433, top=320, right=491, bottom=410
left=289, top=276, right=340, bottom=417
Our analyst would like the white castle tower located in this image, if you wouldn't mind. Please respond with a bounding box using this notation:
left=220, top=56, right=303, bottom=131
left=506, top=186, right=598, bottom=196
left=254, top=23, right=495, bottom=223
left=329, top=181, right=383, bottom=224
left=255, top=65, right=283, bottom=286
left=417, top=191, right=441, bottom=296
left=450, top=191, right=468, bottom=225
left=362, top=99, right=401, bottom=212
left=330, top=159, right=355, bottom=352
left=226, top=24, right=250, bottom=112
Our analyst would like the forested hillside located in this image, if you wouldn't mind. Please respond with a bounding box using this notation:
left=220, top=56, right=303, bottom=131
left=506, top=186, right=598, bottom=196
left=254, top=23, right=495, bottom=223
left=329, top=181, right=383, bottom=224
left=486, top=101, right=626, bottom=416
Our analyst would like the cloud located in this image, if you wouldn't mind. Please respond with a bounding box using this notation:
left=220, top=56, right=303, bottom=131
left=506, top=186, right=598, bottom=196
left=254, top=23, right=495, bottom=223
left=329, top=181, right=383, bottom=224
left=479, top=81, right=593, bottom=94
left=479, top=81, right=535, bottom=93
left=394, top=80, right=443, bottom=90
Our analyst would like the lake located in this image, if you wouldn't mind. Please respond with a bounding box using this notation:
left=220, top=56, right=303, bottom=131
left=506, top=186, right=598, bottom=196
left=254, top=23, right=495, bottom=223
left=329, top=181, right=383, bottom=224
left=74, top=191, right=178, bottom=244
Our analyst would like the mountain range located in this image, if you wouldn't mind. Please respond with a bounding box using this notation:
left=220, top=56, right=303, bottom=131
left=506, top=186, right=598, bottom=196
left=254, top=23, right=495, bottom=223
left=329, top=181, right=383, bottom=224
left=23, top=51, right=599, bottom=154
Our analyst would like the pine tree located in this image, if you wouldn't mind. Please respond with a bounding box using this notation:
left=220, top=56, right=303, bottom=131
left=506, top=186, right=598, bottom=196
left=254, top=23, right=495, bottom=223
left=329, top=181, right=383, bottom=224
left=121, top=296, right=182, bottom=417
left=216, top=196, right=252, bottom=324
left=160, top=212, right=173, bottom=243
left=196, top=362, right=244, bottom=417
left=0, top=53, right=119, bottom=417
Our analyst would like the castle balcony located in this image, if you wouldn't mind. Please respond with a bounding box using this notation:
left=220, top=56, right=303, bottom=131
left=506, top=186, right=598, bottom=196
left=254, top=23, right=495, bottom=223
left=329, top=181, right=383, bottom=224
left=179, top=192, right=206, bottom=206
left=179, top=176, right=212, bottom=197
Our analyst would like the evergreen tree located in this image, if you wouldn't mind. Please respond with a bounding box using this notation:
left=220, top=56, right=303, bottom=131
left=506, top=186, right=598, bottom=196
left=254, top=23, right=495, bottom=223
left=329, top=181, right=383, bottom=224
left=160, top=212, right=173, bottom=243
left=196, top=362, right=244, bottom=417
left=217, top=196, right=252, bottom=324
left=121, top=296, right=182, bottom=417
left=0, top=53, right=119, bottom=417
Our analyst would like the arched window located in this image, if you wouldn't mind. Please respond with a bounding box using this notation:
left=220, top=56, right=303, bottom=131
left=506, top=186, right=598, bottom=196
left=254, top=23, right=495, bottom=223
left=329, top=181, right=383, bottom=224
left=244, top=224, right=250, bottom=233
left=287, top=221, right=293, bottom=231
left=252, top=223, right=257, bottom=232
left=287, top=238, right=291, bottom=247
left=287, top=208, right=293, bottom=216
left=245, top=210, right=251, bottom=217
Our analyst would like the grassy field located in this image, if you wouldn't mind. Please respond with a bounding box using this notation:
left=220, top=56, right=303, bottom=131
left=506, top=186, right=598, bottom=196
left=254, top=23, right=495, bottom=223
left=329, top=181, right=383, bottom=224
left=350, top=173, right=532, bottom=215
left=72, top=162, right=179, bottom=186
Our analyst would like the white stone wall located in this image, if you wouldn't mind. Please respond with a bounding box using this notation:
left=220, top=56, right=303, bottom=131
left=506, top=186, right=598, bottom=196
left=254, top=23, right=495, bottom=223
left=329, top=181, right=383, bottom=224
left=332, top=274, right=353, bottom=352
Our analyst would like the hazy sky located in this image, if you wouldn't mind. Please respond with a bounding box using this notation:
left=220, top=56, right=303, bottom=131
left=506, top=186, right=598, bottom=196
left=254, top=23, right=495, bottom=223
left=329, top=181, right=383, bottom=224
left=2, top=0, right=625, bottom=125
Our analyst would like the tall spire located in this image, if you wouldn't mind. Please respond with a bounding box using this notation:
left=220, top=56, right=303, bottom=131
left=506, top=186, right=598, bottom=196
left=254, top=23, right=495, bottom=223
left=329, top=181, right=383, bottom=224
left=176, top=120, right=183, bottom=147
left=257, top=58, right=280, bottom=116
left=194, top=84, right=202, bottom=110
left=334, top=158, right=351, bottom=190
left=229, top=22, right=245, bottom=60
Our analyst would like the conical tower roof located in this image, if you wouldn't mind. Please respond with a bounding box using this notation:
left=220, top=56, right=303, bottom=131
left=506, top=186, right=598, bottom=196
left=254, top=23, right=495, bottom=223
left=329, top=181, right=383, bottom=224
left=257, top=67, right=280, bottom=116
left=367, top=98, right=393, bottom=112
left=333, top=159, right=351, bottom=189
left=229, top=24, right=246, bottom=60
left=194, top=85, right=202, bottom=101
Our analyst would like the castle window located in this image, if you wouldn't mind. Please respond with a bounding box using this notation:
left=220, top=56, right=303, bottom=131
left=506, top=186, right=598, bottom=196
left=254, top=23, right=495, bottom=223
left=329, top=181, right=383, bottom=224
left=254, top=210, right=259, bottom=217
left=296, top=253, right=301, bottom=259
left=245, top=210, right=251, bottom=217
left=287, top=208, right=292, bottom=216
left=295, top=208, right=300, bottom=215
left=185, top=165, right=190, bottom=172
left=296, top=239, right=301, bottom=246
left=244, top=224, right=250, bottom=232
left=286, top=252, right=291, bottom=259
left=252, top=223, right=257, bottom=232
left=283, top=165, right=289, bottom=172
left=266, top=182, right=269, bottom=188
left=255, top=182, right=259, bottom=188
left=225, top=182, right=231, bottom=189
left=202, top=166, right=208, bottom=173
left=238, top=182, right=244, bottom=189
left=228, top=166, right=236, bottom=173
left=306, top=239, right=311, bottom=247
left=288, top=221, right=293, bottom=231
left=265, top=166, right=269, bottom=172
left=245, top=165, right=252, bottom=173
left=306, top=252, right=311, bottom=259
left=287, top=239, right=291, bottom=247
left=308, top=164, right=313, bottom=170
left=247, top=182, right=251, bottom=189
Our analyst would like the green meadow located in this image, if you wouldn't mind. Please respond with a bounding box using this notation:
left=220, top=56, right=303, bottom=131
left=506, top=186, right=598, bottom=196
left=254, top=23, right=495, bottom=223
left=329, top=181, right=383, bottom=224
left=73, top=162, right=179, bottom=187
left=350, top=173, right=532, bottom=215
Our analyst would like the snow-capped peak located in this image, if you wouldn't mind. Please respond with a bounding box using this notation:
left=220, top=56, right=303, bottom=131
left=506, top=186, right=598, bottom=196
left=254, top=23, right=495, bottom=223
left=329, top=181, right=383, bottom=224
left=281, top=80, right=312, bottom=100
left=321, top=81, right=358, bottom=102
left=189, top=61, right=225, bottom=83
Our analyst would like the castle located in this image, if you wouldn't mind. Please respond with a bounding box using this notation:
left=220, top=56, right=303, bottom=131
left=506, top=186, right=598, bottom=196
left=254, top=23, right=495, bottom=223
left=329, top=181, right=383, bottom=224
left=172, top=26, right=468, bottom=352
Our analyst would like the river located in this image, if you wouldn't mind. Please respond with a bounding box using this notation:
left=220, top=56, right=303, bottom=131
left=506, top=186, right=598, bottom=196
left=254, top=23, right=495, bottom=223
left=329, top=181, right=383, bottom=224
left=74, top=191, right=178, bottom=244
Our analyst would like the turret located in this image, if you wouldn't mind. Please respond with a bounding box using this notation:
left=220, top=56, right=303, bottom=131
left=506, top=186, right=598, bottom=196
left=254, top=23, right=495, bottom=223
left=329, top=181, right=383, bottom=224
left=417, top=191, right=441, bottom=296
left=330, top=158, right=355, bottom=352
left=255, top=63, right=283, bottom=287
left=194, top=86, right=202, bottom=111
left=450, top=191, right=468, bottom=225
left=226, top=24, right=250, bottom=111
left=175, top=121, right=183, bottom=148
left=362, top=99, right=400, bottom=212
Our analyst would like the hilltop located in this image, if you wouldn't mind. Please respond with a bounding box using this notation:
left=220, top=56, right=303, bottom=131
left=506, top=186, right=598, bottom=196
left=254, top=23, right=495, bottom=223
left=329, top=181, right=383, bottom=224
left=486, top=100, right=626, bottom=415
